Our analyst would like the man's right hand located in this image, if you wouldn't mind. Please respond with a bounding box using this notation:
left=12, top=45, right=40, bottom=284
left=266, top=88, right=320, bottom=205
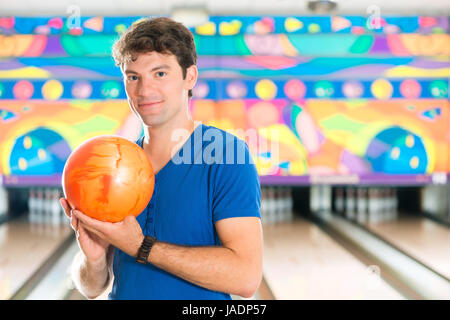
left=59, top=198, right=110, bottom=264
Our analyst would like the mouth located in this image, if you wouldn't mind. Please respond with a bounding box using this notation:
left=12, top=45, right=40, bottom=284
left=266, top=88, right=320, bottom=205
left=138, top=101, right=164, bottom=109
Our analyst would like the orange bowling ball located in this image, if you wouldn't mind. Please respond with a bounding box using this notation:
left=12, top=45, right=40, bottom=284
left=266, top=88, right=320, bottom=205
left=62, top=135, right=154, bottom=222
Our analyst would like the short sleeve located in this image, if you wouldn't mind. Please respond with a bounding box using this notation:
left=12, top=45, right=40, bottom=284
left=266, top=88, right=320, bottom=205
left=212, top=139, right=261, bottom=223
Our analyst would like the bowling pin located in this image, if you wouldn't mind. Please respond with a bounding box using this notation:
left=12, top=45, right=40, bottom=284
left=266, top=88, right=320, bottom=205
left=266, top=187, right=276, bottom=224
left=310, top=185, right=319, bottom=214
left=345, top=187, right=356, bottom=220
left=322, top=185, right=332, bottom=212
left=382, top=188, right=390, bottom=221
left=277, top=187, right=285, bottom=222
left=48, top=188, right=57, bottom=235
left=280, top=187, right=286, bottom=221
left=29, top=188, right=39, bottom=235
left=28, top=188, right=37, bottom=223
left=51, top=189, right=62, bottom=227
left=383, top=187, right=393, bottom=221
left=375, top=188, right=383, bottom=222
left=272, top=187, right=279, bottom=223
left=286, top=187, right=293, bottom=221
left=32, top=188, right=44, bottom=235
left=35, top=188, right=44, bottom=224
left=368, top=188, right=381, bottom=223
left=274, top=187, right=284, bottom=223
left=279, top=187, right=289, bottom=222
left=318, top=185, right=324, bottom=212
left=368, top=188, right=375, bottom=223
left=376, top=188, right=384, bottom=222
left=44, top=188, right=53, bottom=226
left=378, top=188, right=385, bottom=221
left=356, top=187, right=367, bottom=224
left=260, top=187, right=267, bottom=225
left=392, top=188, right=398, bottom=220
left=0, top=186, right=7, bottom=218
left=334, top=187, right=344, bottom=215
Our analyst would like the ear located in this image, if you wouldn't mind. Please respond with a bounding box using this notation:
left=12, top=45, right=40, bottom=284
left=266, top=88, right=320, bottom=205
left=184, top=65, right=198, bottom=92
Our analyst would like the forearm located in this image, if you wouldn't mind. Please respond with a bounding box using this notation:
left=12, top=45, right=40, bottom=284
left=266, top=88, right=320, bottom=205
left=147, top=241, right=260, bottom=297
left=71, top=251, right=110, bottom=299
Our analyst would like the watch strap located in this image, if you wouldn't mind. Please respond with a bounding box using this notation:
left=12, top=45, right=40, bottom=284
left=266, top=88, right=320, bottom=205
left=136, top=235, right=156, bottom=264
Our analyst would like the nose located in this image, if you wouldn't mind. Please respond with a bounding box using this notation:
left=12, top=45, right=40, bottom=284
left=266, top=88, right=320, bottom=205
left=136, top=77, right=158, bottom=98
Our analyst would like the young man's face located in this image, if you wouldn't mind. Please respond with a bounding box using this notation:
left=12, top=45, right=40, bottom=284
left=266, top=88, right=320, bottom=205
left=122, top=51, right=197, bottom=128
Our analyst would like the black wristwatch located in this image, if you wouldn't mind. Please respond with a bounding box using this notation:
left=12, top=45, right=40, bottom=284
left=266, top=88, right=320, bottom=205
left=136, top=235, right=157, bottom=264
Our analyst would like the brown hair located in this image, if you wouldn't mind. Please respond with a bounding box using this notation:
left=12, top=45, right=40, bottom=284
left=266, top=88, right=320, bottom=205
left=112, top=17, right=197, bottom=98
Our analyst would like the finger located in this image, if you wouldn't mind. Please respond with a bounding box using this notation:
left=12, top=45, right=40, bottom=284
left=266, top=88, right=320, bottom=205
left=70, top=211, right=79, bottom=232
left=79, top=221, right=105, bottom=239
left=76, top=223, right=89, bottom=240
left=59, top=198, right=71, bottom=218
left=72, top=209, right=112, bottom=232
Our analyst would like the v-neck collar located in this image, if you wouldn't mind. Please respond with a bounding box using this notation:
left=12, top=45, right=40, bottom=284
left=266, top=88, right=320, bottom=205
left=138, top=123, right=204, bottom=178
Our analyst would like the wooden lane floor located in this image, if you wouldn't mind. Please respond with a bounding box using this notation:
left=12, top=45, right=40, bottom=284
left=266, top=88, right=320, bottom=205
left=362, top=214, right=450, bottom=280
left=262, top=216, right=404, bottom=300
left=0, top=215, right=72, bottom=299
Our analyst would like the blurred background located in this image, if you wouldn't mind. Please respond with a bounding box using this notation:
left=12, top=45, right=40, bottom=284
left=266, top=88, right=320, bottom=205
left=0, top=0, right=449, bottom=300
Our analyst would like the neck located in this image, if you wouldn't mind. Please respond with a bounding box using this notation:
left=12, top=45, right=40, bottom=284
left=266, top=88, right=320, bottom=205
left=142, top=114, right=198, bottom=160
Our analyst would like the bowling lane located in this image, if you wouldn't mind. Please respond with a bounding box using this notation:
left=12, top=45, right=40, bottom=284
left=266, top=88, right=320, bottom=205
left=362, top=214, right=450, bottom=280
left=0, top=215, right=72, bottom=299
left=262, top=217, right=404, bottom=300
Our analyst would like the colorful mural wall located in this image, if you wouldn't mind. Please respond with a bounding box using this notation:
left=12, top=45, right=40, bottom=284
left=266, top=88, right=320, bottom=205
left=0, top=16, right=449, bottom=186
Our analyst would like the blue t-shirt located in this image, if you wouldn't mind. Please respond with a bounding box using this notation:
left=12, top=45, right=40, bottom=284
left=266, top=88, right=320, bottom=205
left=108, top=124, right=261, bottom=300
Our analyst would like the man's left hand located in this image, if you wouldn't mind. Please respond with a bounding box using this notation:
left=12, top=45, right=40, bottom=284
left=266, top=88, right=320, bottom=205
left=72, top=210, right=144, bottom=258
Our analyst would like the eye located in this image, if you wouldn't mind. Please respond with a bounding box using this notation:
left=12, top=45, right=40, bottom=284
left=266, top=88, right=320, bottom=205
left=156, top=71, right=166, bottom=78
left=127, top=75, right=138, bottom=81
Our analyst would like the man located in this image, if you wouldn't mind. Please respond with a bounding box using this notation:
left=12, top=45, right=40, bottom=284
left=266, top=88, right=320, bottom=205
left=60, top=17, right=262, bottom=300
